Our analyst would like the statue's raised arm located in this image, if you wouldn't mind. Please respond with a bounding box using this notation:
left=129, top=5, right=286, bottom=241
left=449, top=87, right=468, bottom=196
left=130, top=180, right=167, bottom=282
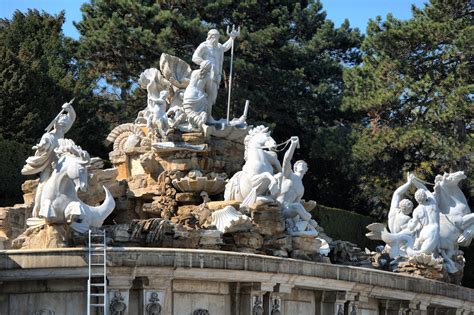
left=21, top=100, right=76, bottom=217
left=282, top=136, right=299, bottom=178
left=388, top=172, right=415, bottom=233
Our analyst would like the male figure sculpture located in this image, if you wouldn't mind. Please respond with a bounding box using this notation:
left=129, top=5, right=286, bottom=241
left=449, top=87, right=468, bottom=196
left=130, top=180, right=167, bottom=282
left=182, top=60, right=212, bottom=130
left=406, top=181, right=441, bottom=255
left=387, top=173, right=415, bottom=233
left=192, top=28, right=239, bottom=123
left=22, top=101, right=76, bottom=217
left=275, top=136, right=318, bottom=236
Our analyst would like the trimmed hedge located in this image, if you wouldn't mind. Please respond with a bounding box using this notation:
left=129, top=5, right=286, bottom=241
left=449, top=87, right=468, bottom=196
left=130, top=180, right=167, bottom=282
left=0, top=138, right=30, bottom=206
left=312, top=204, right=380, bottom=250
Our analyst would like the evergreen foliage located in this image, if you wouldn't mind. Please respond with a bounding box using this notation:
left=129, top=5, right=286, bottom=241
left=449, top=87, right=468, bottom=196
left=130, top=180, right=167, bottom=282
left=0, top=10, right=109, bottom=204
left=75, top=0, right=363, bottom=208
left=343, top=0, right=473, bottom=216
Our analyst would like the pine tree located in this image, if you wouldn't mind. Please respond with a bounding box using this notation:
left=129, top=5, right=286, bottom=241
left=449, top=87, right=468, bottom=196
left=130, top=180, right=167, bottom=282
left=343, top=0, right=473, bottom=216
left=75, top=0, right=362, bottom=207
left=75, top=0, right=206, bottom=121
left=0, top=9, right=109, bottom=205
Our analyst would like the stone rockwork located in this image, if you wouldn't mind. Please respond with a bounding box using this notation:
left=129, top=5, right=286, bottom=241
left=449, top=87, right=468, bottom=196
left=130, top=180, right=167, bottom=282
left=0, top=203, right=31, bottom=249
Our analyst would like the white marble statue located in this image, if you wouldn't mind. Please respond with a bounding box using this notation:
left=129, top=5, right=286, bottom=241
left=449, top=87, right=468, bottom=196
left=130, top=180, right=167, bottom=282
left=22, top=100, right=76, bottom=217
left=367, top=171, right=473, bottom=273
left=137, top=68, right=170, bottom=138
left=182, top=61, right=212, bottom=131
left=224, top=125, right=281, bottom=205
left=405, top=181, right=440, bottom=256
left=274, top=136, right=318, bottom=237
left=23, top=102, right=115, bottom=233
left=387, top=174, right=414, bottom=233
left=192, top=28, right=240, bottom=123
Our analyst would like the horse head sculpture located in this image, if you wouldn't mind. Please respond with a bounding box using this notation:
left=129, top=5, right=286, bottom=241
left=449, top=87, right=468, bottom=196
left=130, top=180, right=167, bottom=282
left=225, top=126, right=281, bottom=205
left=37, top=141, right=115, bottom=232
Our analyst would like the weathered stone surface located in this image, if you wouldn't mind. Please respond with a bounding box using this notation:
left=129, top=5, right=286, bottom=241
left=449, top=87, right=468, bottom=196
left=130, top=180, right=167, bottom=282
left=177, top=132, right=208, bottom=144
left=106, top=224, right=132, bottom=243
left=12, top=224, right=70, bottom=249
left=21, top=179, right=38, bottom=205
left=141, top=199, right=163, bottom=216
left=263, top=248, right=288, bottom=257
left=165, top=228, right=201, bottom=249
left=292, top=236, right=320, bottom=254
left=290, top=249, right=311, bottom=260
left=263, top=235, right=292, bottom=251
left=205, top=200, right=240, bottom=211
left=330, top=240, right=371, bottom=266
left=0, top=203, right=31, bottom=249
left=140, top=151, right=163, bottom=176
left=208, top=137, right=245, bottom=175
left=251, top=204, right=285, bottom=236
left=199, top=229, right=223, bottom=246
left=233, top=232, right=263, bottom=249
left=175, top=192, right=200, bottom=204
left=127, top=174, right=161, bottom=198
left=395, top=261, right=447, bottom=282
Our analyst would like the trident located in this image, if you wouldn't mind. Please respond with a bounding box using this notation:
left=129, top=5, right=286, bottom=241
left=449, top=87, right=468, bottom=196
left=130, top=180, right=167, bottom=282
left=226, top=24, right=240, bottom=124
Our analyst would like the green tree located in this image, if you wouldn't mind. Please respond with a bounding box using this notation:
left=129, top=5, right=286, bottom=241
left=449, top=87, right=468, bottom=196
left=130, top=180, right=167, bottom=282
left=75, top=0, right=206, bottom=121
left=343, top=0, right=473, bottom=217
left=200, top=2, right=362, bottom=211
left=75, top=0, right=362, bottom=208
left=0, top=10, right=109, bottom=205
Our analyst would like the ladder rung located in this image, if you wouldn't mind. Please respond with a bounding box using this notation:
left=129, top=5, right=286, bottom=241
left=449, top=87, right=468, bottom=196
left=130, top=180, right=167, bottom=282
left=90, top=283, right=105, bottom=286
left=91, top=253, right=105, bottom=256
left=90, top=243, right=105, bottom=246
left=90, top=304, right=105, bottom=307
left=90, top=293, right=105, bottom=296
left=91, top=263, right=105, bottom=265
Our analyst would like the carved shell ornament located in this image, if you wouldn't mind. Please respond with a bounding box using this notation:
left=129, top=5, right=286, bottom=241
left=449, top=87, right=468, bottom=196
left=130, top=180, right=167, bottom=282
left=106, top=123, right=146, bottom=152
left=211, top=205, right=252, bottom=233
left=160, top=53, right=191, bottom=89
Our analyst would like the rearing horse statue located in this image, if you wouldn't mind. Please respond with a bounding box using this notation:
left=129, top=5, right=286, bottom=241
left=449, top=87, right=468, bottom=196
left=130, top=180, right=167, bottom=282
left=224, top=125, right=282, bottom=205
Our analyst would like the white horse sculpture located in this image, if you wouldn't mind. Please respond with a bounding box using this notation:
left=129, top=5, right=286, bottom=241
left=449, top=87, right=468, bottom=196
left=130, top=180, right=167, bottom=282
left=28, top=142, right=115, bottom=233
left=224, top=125, right=282, bottom=205
left=436, top=172, right=474, bottom=247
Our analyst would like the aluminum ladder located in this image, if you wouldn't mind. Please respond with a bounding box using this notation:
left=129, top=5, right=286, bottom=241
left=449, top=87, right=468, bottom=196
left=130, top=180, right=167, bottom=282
left=87, top=229, right=108, bottom=315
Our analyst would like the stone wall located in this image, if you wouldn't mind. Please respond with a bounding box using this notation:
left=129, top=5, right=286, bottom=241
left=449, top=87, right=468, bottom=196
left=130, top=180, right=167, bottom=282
left=0, top=248, right=472, bottom=314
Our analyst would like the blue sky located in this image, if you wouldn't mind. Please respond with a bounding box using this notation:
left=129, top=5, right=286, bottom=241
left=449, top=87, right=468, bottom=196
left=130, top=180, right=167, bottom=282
left=0, top=0, right=428, bottom=39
